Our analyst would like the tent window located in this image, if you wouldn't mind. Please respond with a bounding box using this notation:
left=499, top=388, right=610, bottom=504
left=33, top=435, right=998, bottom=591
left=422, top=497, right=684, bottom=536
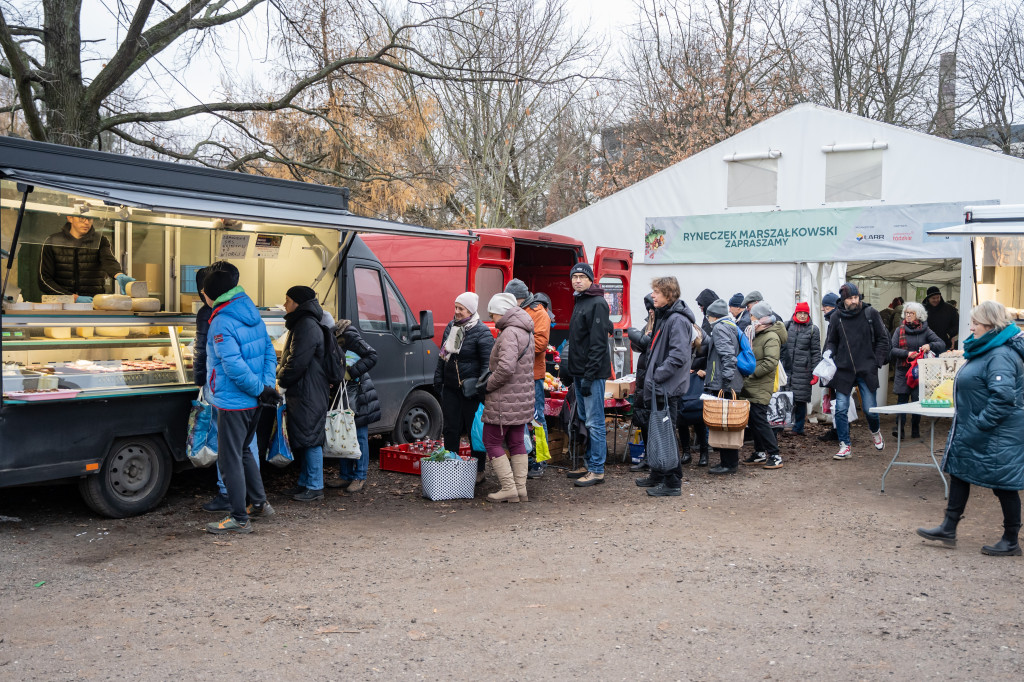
left=825, top=150, right=883, bottom=202
left=727, top=159, right=778, bottom=207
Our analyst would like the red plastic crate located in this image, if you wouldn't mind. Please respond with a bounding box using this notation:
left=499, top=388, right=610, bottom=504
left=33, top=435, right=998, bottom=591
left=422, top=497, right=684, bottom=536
left=379, top=442, right=472, bottom=475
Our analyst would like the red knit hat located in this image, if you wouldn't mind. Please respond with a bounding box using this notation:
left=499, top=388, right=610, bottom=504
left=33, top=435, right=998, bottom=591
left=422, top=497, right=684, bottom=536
left=792, top=301, right=810, bottom=322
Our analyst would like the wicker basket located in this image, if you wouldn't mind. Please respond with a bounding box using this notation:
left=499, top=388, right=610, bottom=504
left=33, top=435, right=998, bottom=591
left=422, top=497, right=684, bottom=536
left=702, top=390, right=750, bottom=431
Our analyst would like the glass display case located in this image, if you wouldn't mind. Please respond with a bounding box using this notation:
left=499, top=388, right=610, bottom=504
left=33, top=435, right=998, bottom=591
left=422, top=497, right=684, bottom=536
left=2, top=312, right=194, bottom=399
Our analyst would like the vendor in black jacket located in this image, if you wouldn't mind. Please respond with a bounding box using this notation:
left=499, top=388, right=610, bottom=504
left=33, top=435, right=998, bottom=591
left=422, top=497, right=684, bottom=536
left=565, top=263, right=613, bottom=487
left=39, top=214, right=128, bottom=300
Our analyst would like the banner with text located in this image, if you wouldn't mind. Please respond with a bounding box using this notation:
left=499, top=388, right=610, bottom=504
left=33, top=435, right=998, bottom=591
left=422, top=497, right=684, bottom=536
left=644, top=203, right=984, bottom=264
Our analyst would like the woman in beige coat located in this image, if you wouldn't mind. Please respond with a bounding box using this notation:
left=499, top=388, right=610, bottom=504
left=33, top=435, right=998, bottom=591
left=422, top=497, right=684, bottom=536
left=477, top=292, right=536, bottom=502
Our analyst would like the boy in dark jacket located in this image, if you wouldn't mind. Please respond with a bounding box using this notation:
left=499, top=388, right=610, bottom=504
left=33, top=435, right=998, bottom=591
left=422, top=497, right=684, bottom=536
left=824, top=282, right=891, bottom=460
left=203, top=261, right=279, bottom=534
left=565, top=263, right=612, bottom=487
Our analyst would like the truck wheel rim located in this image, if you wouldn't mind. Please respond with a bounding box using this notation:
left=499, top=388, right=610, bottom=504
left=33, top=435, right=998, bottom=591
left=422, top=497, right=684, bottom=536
left=107, top=442, right=158, bottom=499
left=402, top=406, right=430, bottom=441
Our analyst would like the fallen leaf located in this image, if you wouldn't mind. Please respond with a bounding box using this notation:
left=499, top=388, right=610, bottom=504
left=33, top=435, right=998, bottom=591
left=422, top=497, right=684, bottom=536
left=293, top=605, right=310, bottom=611
left=213, top=541, right=232, bottom=547
left=315, top=626, right=342, bottom=634
left=525, top=604, right=546, bottom=608
left=657, top=621, right=671, bottom=631
left=408, top=630, right=429, bottom=640
left=261, top=614, right=277, bottom=624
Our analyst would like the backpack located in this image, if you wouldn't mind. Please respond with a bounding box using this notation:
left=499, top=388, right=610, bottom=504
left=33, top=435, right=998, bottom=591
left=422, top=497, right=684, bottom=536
left=723, top=320, right=757, bottom=376
left=320, top=325, right=345, bottom=385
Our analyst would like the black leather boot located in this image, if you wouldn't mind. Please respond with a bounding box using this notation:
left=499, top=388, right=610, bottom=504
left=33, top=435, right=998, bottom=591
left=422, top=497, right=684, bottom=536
left=817, top=427, right=838, bottom=442
left=982, top=525, right=1022, bottom=556
left=916, top=512, right=961, bottom=546
left=679, top=448, right=692, bottom=465
left=697, top=447, right=709, bottom=467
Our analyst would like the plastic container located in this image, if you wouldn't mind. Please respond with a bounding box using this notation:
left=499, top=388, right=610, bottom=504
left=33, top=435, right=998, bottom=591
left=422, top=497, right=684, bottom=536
left=628, top=441, right=645, bottom=464
left=380, top=442, right=472, bottom=474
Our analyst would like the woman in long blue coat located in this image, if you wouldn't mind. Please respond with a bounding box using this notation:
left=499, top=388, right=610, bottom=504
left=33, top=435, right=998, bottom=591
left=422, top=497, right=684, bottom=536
left=917, top=301, right=1024, bottom=556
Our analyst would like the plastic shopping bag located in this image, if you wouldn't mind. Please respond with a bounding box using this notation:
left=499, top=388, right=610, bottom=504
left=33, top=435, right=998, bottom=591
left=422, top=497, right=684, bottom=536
left=470, top=403, right=485, bottom=452
left=324, top=384, right=361, bottom=459
left=267, top=402, right=294, bottom=467
left=768, top=391, right=794, bottom=428
left=534, top=424, right=551, bottom=463
left=186, top=391, right=217, bottom=468
left=813, top=350, right=836, bottom=383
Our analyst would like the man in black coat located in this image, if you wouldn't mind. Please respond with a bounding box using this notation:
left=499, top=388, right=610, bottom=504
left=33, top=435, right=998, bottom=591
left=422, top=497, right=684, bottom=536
left=922, top=286, right=959, bottom=351
left=39, top=214, right=128, bottom=300
left=824, top=282, right=891, bottom=460
left=565, top=263, right=612, bottom=487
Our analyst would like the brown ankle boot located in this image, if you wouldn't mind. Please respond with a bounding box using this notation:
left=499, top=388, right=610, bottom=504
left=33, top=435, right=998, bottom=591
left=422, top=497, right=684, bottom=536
left=510, top=454, right=529, bottom=502
left=486, top=456, right=519, bottom=503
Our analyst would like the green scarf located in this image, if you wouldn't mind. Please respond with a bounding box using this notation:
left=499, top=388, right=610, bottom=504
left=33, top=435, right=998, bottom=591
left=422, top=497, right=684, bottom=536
left=214, top=285, right=245, bottom=305
left=962, top=323, right=1019, bottom=359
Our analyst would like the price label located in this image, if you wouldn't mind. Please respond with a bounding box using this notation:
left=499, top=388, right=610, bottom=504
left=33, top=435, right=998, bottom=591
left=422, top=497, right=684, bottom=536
left=217, top=234, right=250, bottom=259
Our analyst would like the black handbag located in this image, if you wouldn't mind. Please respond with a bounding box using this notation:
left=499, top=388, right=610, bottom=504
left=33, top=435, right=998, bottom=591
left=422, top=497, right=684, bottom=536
left=459, top=339, right=529, bottom=399
left=646, top=385, right=680, bottom=473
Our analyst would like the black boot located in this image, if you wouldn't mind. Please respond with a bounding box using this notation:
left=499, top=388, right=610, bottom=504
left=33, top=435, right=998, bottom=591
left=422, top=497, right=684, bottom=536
left=817, top=427, right=838, bottom=442
left=982, top=525, right=1022, bottom=556
left=635, top=472, right=664, bottom=488
left=679, top=449, right=692, bottom=466
left=697, top=447, right=709, bottom=467
left=916, top=512, right=961, bottom=546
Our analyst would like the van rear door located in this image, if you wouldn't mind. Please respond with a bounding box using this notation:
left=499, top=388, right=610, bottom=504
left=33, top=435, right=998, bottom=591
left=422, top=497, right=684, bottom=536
left=469, top=233, right=515, bottom=305
left=593, top=247, right=633, bottom=330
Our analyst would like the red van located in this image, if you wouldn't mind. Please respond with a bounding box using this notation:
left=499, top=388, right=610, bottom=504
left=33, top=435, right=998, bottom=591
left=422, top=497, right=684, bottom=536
left=361, top=229, right=633, bottom=371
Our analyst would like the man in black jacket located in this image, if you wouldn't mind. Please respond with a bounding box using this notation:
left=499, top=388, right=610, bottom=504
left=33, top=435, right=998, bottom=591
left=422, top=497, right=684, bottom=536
left=565, top=263, right=612, bottom=487
left=39, top=215, right=130, bottom=300
left=824, top=282, right=891, bottom=460
left=923, top=286, right=959, bottom=351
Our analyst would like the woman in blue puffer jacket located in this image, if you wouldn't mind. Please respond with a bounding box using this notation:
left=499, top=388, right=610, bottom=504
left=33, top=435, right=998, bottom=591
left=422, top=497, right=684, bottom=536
left=917, top=300, right=1024, bottom=556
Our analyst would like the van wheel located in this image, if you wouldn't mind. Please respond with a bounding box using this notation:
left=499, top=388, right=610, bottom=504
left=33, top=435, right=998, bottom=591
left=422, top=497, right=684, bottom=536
left=78, top=436, right=172, bottom=518
left=393, top=390, right=442, bottom=444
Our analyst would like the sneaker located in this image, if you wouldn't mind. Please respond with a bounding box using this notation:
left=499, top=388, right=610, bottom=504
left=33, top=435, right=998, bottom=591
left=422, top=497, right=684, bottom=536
left=574, top=471, right=605, bottom=487
left=833, top=443, right=852, bottom=460
left=763, top=454, right=783, bottom=469
left=566, top=466, right=589, bottom=479
left=527, top=463, right=545, bottom=479
left=325, top=478, right=351, bottom=489
left=872, top=430, right=884, bottom=450
left=743, top=451, right=767, bottom=466
left=646, top=483, right=681, bottom=497
left=635, top=475, right=661, bottom=488
left=283, top=484, right=307, bottom=496
left=205, top=516, right=253, bottom=534
left=344, top=480, right=365, bottom=493
left=293, top=488, right=324, bottom=502
left=247, top=502, right=275, bottom=518
left=201, top=493, right=231, bottom=513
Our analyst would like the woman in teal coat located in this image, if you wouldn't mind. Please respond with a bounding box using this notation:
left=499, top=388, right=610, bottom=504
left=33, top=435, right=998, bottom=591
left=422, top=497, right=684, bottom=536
left=917, top=301, right=1024, bottom=556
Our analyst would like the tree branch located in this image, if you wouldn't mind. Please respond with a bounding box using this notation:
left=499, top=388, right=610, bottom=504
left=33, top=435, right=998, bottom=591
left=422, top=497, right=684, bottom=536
left=0, top=8, right=45, bottom=140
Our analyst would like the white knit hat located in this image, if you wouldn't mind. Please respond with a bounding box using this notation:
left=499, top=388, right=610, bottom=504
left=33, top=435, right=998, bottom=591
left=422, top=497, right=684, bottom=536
left=455, top=291, right=479, bottom=315
left=487, top=292, right=517, bottom=316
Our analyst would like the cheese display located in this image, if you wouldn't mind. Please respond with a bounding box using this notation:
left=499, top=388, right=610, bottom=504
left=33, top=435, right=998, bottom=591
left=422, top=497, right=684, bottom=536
left=130, top=298, right=161, bottom=312
left=95, top=327, right=131, bottom=337
left=75, top=327, right=95, bottom=338
left=126, top=281, right=149, bottom=298
left=2, top=302, right=32, bottom=311
left=42, top=295, right=75, bottom=304
left=43, top=327, right=72, bottom=339
left=92, top=294, right=133, bottom=311
left=33, top=302, right=62, bottom=311
left=62, top=302, right=95, bottom=311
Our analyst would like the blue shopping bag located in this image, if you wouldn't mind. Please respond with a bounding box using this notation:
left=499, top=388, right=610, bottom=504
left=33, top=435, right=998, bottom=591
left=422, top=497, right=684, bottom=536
left=470, top=403, right=485, bottom=452
left=186, top=393, right=217, bottom=467
left=267, top=402, right=294, bottom=467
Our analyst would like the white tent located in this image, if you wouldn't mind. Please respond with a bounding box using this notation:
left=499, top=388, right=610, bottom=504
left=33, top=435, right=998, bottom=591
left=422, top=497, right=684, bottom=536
left=544, top=104, right=1024, bottom=339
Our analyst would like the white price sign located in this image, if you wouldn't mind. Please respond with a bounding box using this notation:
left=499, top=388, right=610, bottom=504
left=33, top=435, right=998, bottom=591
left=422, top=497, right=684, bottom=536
left=218, top=234, right=250, bottom=259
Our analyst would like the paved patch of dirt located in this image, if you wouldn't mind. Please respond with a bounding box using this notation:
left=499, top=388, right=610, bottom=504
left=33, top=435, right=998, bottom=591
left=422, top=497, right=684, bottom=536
left=2, top=416, right=1023, bottom=680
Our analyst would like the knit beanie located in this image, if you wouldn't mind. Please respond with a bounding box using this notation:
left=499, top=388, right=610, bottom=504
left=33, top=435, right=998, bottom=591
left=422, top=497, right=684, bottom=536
left=838, top=282, right=860, bottom=302
left=794, top=302, right=810, bottom=316
left=569, top=262, right=594, bottom=282
left=821, top=292, right=839, bottom=308
left=706, top=299, right=729, bottom=318
left=202, top=261, right=240, bottom=301
left=455, top=291, right=479, bottom=316
left=926, top=285, right=941, bottom=298
left=728, top=293, right=745, bottom=308
left=286, top=285, right=317, bottom=305
left=751, top=301, right=773, bottom=320
left=741, top=290, right=764, bottom=307
left=504, top=278, right=530, bottom=301
left=488, top=292, right=517, bottom=316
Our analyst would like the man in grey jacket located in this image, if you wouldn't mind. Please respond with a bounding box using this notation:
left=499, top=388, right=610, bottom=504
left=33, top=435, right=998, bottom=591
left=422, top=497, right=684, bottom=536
left=699, top=299, right=745, bottom=474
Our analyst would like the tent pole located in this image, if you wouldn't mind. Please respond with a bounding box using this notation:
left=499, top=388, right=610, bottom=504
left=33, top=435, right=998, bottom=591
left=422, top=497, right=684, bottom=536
left=1, top=183, right=33, bottom=303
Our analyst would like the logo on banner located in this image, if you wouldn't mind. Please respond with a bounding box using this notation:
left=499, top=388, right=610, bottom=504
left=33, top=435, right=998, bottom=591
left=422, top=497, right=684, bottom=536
left=893, top=232, right=913, bottom=242
left=856, top=233, right=885, bottom=242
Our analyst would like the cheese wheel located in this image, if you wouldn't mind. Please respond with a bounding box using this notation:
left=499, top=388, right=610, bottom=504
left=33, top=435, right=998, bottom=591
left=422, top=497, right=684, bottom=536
left=43, top=327, right=72, bottom=339
left=131, top=297, right=161, bottom=312
left=93, top=294, right=132, bottom=311
left=95, top=327, right=130, bottom=337
left=126, top=281, right=149, bottom=298
left=63, top=302, right=95, bottom=311
left=76, top=327, right=95, bottom=338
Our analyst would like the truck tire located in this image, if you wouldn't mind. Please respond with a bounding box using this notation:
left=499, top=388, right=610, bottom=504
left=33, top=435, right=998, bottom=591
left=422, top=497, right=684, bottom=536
left=392, top=389, right=442, bottom=444
left=78, top=436, right=173, bottom=518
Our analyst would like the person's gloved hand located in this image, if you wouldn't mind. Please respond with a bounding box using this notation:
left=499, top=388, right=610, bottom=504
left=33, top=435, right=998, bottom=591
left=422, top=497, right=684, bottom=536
left=810, top=376, right=818, bottom=385
left=76, top=295, right=93, bottom=303
left=578, top=380, right=592, bottom=398
left=115, top=273, right=135, bottom=295
left=259, top=385, right=283, bottom=406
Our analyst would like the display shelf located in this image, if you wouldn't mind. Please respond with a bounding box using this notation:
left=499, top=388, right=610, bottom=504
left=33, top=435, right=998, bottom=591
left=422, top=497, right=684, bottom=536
left=3, top=338, right=176, bottom=349
left=2, top=384, right=198, bottom=405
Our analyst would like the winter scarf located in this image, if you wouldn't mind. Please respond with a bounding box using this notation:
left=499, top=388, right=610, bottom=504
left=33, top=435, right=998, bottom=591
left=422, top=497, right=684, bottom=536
left=898, top=319, right=922, bottom=351
left=962, top=324, right=1020, bottom=359
left=441, top=313, right=479, bottom=360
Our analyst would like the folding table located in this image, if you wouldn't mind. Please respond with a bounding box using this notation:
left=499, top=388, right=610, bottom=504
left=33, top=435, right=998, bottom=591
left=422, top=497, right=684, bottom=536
left=870, top=402, right=954, bottom=499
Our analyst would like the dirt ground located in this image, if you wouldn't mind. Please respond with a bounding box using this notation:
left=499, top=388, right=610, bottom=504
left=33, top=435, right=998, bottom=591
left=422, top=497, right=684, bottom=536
left=2, top=413, right=1024, bottom=681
